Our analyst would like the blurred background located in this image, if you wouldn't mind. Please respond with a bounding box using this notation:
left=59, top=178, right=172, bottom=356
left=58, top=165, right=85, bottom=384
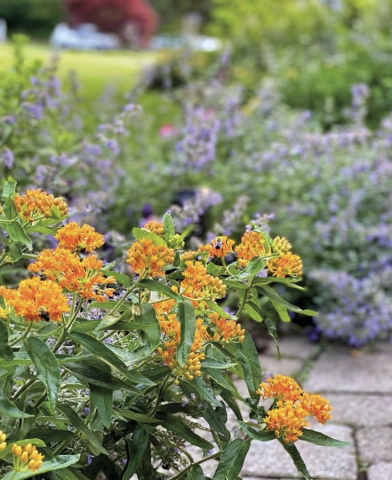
left=0, top=0, right=392, bottom=347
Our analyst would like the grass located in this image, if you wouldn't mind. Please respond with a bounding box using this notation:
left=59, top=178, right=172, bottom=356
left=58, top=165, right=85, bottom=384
left=0, top=41, right=162, bottom=101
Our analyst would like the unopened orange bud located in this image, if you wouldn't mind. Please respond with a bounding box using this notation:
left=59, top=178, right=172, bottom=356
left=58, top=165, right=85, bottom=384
left=20, top=451, right=29, bottom=462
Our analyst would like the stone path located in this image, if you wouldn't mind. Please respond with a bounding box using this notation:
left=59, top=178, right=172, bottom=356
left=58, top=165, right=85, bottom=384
left=230, top=336, right=392, bottom=480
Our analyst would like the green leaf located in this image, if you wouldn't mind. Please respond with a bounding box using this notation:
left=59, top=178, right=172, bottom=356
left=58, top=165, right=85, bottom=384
left=115, top=410, right=160, bottom=424
left=123, top=425, right=149, bottom=479
left=25, top=336, right=60, bottom=409
left=262, top=313, right=280, bottom=358
left=134, top=303, right=161, bottom=351
left=233, top=257, right=266, bottom=279
left=27, top=428, right=77, bottom=443
left=236, top=332, right=262, bottom=399
left=161, top=415, right=213, bottom=450
left=64, top=362, right=136, bottom=392
left=300, top=428, right=349, bottom=448
left=188, top=464, right=206, bottom=480
left=253, top=276, right=305, bottom=290
left=280, top=441, right=313, bottom=480
left=244, top=303, right=263, bottom=322
left=177, top=301, right=196, bottom=367
left=204, top=368, right=241, bottom=400
left=163, top=212, right=175, bottom=241
left=54, top=467, right=91, bottom=480
left=206, top=263, right=226, bottom=276
left=0, top=321, right=13, bottom=360
left=181, top=376, right=222, bottom=407
left=223, top=279, right=248, bottom=290
left=139, top=279, right=183, bottom=302
left=70, top=332, right=154, bottom=386
left=90, top=384, right=113, bottom=430
left=132, top=227, right=166, bottom=245
left=257, top=285, right=317, bottom=316
left=100, top=270, right=131, bottom=287
left=213, top=438, right=250, bottom=480
left=201, top=359, right=237, bottom=370
left=7, top=221, right=32, bottom=250
left=238, top=421, right=275, bottom=441
left=57, top=404, right=108, bottom=455
left=0, top=398, right=33, bottom=418
left=2, top=177, right=18, bottom=220
left=1, top=455, right=80, bottom=480
left=205, top=299, right=235, bottom=320
left=271, top=300, right=291, bottom=323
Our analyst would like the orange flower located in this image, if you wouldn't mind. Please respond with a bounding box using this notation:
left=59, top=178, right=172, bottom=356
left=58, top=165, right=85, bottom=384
left=157, top=313, right=208, bottom=380
left=199, top=236, right=235, bottom=259
left=127, top=239, right=174, bottom=278
left=235, top=231, right=269, bottom=267
left=180, top=261, right=226, bottom=307
left=55, top=223, right=105, bottom=253
left=14, top=189, right=68, bottom=221
left=267, top=253, right=303, bottom=278
left=144, top=221, right=165, bottom=238
left=152, top=286, right=178, bottom=315
left=264, top=402, right=309, bottom=443
left=181, top=250, right=200, bottom=262
left=208, top=312, right=245, bottom=343
left=12, top=442, right=44, bottom=472
left=257, top=375, right=333, bottom=442
left=302, top=393, right=332, bottom=424
left=0, top=277, right=69, bottom=323
left=256, top=374, right=303, bottom=403
left=28, top=248, right=115, bottom=302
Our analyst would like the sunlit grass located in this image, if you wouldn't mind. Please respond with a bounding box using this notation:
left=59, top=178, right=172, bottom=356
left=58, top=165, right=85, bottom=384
left=0, top=42, right=162, bottom=100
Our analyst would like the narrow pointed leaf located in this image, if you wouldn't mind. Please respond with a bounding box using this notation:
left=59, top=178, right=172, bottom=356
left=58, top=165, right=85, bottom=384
left=300, top=428, right=349, bottom=447
left=281, top=441, right=313, bottom=480
left=213, top=438, right=250, bottom=480
left=25, top=336, right=60, bottom=409
left=0, top=321, right=13, bottom=360
left=177, top=301, right=195, bottom=367
left=239, top=421, right=275, bottom=441
left=70, top=332, right=154, bottom=386
left=123, top=426, right=149, bottom=479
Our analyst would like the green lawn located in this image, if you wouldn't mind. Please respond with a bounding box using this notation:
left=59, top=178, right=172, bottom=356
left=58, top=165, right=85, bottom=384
left=0, top=42, right=162, bottom=100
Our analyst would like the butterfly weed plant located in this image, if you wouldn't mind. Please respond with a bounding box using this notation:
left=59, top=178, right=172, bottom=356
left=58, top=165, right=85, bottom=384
left=0, top=178, right=346, bottom=480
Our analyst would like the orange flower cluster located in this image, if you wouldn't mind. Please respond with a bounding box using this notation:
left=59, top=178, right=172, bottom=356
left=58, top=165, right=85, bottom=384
left=55, top=223, right=104, bottom=253
left=199, top=236, right=235, bottom=259
left=256, top=375, right=332, bottom=443
left=267, top=253, right=303, bottom=278
left=0, top=277, right=70, bottom=323
left=209, top=312, right=245, bottom=343
left=14, top=189, right=68, bottom=221
left=264, top=401, right=309, bottom=443
left=157, top=313, right=207, bottom=381
left=127, top=239, right=174, bottom=278
left=12, top=442, right=44, bottom=473
left=28, top=248, right=115, bottom=302
left=235, top=231, right=269, bottom=267
left=144, top=221, right=165, bottom=238
left=181, top=261, right=226, bottom=307
left=152, top=286, right=178, bottom=315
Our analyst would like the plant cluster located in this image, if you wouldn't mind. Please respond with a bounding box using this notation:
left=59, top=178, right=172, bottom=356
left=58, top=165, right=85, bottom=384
left=0, top=180, right=345, bottom=479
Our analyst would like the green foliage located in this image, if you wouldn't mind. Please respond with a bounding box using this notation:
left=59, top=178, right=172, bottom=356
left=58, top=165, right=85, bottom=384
left=0, top=187, right=344, bottom=478
left=0, top=0, right=64, bottom=37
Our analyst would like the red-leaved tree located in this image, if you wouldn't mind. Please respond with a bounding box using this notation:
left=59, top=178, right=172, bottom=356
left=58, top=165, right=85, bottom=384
left=63, top=0, right=158, bottom=47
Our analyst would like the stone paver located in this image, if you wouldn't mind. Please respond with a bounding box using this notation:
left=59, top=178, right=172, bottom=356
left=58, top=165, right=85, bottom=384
left=242, top=424, right=357, bottom=480
left=356, top=426, right=392, bottom=464
left=325, top=394, right=392, bottom=427
left=303, top=346, right=392, bottom=393
left=367, top=462, right=392, bottom=480
left=264, top=335, right=319, bottom=360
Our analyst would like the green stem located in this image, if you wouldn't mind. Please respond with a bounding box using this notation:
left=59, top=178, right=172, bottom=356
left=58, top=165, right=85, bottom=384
left=12, top=378, right=36, bottom=401
left=0, top=251, right=8, bottom=268
left=151, top=375, right=172, bottom=416
left=9, top=322, right=33, bottom=347
left=107, top=269, right=147, bottom=316
left=171, top=451, right=222, bottom=480
left=236, top=278, right=255, bottom=318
